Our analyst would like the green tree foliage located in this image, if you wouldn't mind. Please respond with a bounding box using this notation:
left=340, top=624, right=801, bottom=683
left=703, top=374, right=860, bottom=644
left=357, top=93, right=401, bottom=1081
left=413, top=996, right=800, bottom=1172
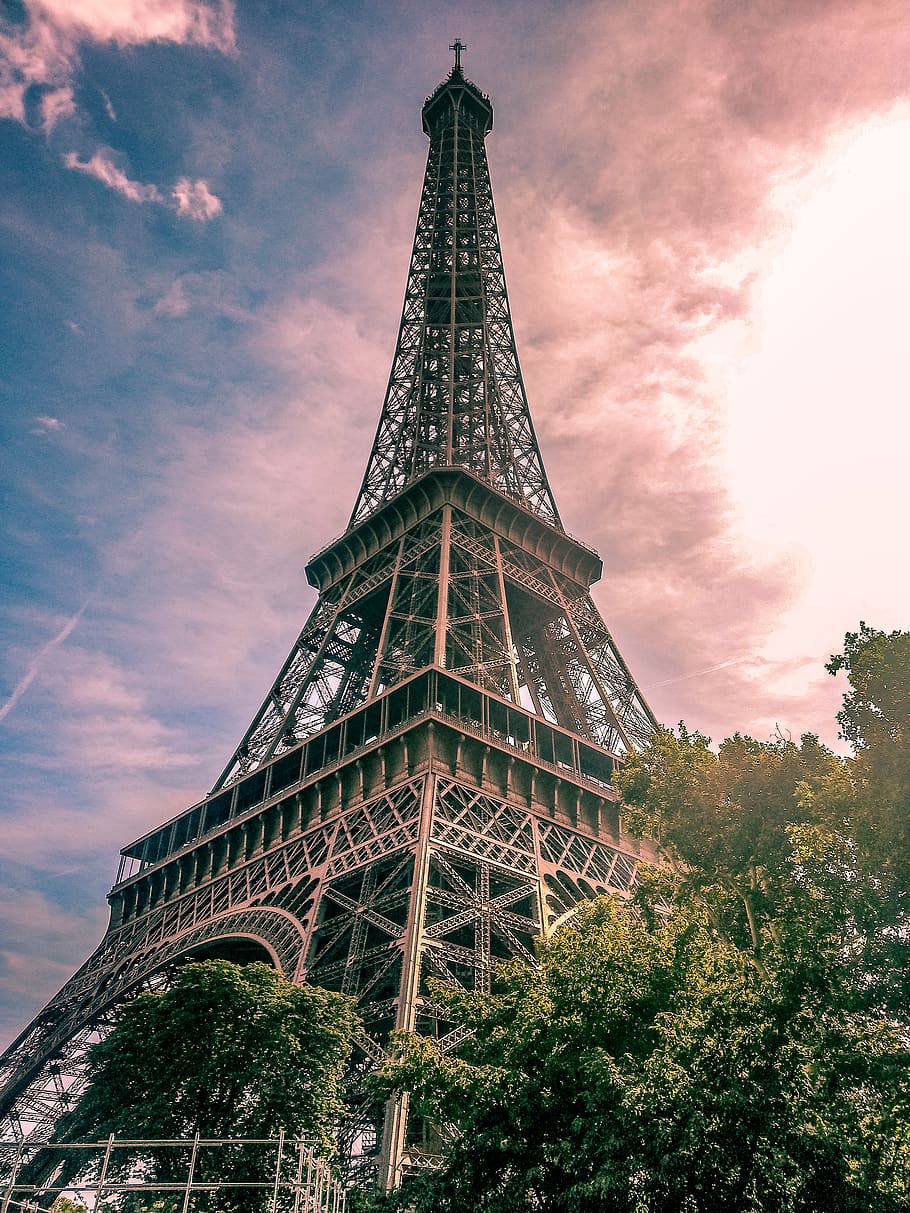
left=51, top=960, right=359, bottom=1209
left=827, top=623, right=910, bottom=905
left=50, top=1199, right=88, bottom=1213
left=376, top=903, right=909, bottom=1212
left=619, top=729, right=860, bottom=966
left=372, top=628, right=910, bottom=1213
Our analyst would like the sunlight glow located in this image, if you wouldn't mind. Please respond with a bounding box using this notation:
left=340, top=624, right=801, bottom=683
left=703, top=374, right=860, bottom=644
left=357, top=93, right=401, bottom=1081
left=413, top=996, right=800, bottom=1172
left=714, top=106, right=910, bottom=664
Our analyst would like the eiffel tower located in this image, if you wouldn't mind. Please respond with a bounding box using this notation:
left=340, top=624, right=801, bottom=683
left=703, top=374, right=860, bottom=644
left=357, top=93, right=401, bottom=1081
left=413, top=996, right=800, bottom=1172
left=0, top=46, right=658, bottom=1189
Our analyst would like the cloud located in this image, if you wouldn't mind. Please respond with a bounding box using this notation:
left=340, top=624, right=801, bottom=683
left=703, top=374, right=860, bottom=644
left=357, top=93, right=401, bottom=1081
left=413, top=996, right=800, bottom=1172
left=97, top=295, right=384, bottom=709
left=0, top=604, right=85, bottom=724
left=31, top=414, right=65, bottom=433
left=481, top=0, right=910, bottom=745
left=36, top=0, right=236, bottom=53
left=5, top=642, right=200, bottom=776
left=0, top=888, right=109, bottom=1048
left=152, top=271, right=247, bottom=317
left=153, top=279, right=191, bottom=317
left=172, top=176, right=223, bottom=220
left=40, top=84, right=74, bottom=130
left=64, top=148, right=164, bottom=203
left=0, top=0, right=235, bottom=130
left=63, top=148, right=222, bottom=219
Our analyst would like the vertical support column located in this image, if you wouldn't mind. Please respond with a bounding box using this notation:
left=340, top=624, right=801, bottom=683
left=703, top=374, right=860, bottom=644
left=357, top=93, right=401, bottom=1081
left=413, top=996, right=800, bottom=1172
left=1, top=1144, right=23, bottom=1213
left=378, top=770, right=436, bottom=1190
left=269, top=1128, right=285, bottom=1213
left=446, top=107, right=459, bottom=464
left=181, top=1133, right=200, bottom=1213
left=493, top=535, right=521, bottom=705
left=433, top=505, right=452, bottom=667
left=95, top=1134, right=115, bottom=1210
left=368, top=537, right=406, bottom=697
left=528, top=815, right=551, bottom=942
left=474, top=860, right=491, bottom=992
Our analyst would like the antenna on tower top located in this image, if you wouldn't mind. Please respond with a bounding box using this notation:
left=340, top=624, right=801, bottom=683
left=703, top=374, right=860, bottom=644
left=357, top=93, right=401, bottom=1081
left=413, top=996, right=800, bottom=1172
left=449, top=39, right=466, bottom=72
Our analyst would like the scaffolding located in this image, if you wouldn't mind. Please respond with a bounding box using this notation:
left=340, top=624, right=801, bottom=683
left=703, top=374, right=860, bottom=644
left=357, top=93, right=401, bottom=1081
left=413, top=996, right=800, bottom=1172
left=0, top=1135, right=345, bottom=1213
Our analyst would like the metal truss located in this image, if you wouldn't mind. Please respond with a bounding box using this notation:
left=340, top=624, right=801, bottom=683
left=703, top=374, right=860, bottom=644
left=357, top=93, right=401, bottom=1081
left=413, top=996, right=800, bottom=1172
left=0, top=779, right=426, bottom=1150
left=0, top=743, right=648, bottom=1176
left=215, top=522, right=441, bottom=787
left=216, top=502, right=656, bottom=788
left=1, top=53, right=663, bottom=1196
left=350, top=67, right=559, bottom=528
left=211, top=61, right=656, bottom=790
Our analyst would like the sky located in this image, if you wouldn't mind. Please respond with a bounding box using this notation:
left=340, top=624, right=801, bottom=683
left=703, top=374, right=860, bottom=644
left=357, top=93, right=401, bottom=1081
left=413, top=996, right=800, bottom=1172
left=1, top=0, right=909, bottom=1050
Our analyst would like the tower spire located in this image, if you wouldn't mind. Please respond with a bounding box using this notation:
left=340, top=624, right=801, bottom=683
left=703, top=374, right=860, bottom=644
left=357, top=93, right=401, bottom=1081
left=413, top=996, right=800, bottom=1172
left=449, top=38, right=466, bottom=73
left=349, top=54, right=561, bottom=529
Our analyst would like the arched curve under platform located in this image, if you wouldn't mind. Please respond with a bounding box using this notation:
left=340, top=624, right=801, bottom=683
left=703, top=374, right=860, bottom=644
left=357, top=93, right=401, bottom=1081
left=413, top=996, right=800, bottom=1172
left=0, top=909, right=310, bottom=1150
left=175, top=935, right=277, bottom=967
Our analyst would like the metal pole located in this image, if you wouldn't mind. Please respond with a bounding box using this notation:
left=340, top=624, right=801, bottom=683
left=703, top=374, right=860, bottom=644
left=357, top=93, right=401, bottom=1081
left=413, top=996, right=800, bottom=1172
left=269, top=1129, right=284, bottom=1213
left=434, top=506, right=452, bottom=667
left=180, top=1133, right=199, bottom=1213
left=1, top=1144, right=23, bottom=1213
left=313, top=1159, right=324, bottom=1212
left=96, top=1134, right=115, bottom=1208
left=291, top=1139, right=305, bottom=1213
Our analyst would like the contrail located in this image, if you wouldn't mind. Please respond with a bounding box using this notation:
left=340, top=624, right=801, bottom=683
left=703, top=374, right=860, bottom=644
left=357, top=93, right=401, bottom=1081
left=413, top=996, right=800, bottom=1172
left=0, top=604, right=88, bottom=723
left=648, top=656, right=749, bottom=689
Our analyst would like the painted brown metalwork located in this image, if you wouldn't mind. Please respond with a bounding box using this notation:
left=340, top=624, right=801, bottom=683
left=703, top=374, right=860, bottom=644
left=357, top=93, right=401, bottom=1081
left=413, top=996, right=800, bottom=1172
left=0, top=49, right=659, bottom=1191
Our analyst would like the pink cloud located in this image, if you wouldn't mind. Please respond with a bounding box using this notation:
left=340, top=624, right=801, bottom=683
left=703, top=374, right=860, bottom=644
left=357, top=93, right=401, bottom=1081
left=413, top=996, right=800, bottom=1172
left=37, top=0, right=906, bottom=759
left=30, top=414, right=65, bottom=434
left=63, top=150, right=222, bottom=219
left=172, top=176, right=223, bottom=220
left=472, top=0, right=910, bottom=745
left=0, top=0, right=235, bottom=129
left=64, top=148, right=164, bottom=203
left=40, top=84, right=74, bottom=130
left=43, top=646, right=199, bottom=773
left=34, top=0, right=236, bottom=54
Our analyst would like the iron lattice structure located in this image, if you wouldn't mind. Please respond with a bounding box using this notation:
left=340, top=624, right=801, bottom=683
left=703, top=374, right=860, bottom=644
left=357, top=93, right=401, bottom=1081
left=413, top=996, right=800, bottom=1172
left=0, top=52, right=658, bottom=1190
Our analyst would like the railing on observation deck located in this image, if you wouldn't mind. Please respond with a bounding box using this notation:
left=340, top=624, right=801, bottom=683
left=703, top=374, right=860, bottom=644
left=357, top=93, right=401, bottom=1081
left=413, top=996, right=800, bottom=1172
left=116, top=667, right=619, bottom=884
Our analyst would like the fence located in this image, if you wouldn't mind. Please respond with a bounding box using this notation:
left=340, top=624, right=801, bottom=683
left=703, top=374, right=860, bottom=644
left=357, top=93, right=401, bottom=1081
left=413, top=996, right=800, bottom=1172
left=0, top=1134, right=345, bottom=1213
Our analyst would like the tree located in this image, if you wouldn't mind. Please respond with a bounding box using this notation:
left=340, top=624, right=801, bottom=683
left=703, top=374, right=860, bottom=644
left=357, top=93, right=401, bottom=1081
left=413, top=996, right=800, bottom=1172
left=618, top=726, right=858, bottom=966
left=51, top=1199, right=88, bottom=1213
left=50, top=960, right=359, bottom=1210
left=827, top=623, right=910, bottom=908
left=375, top=897, right=909, bottom=1212
left=371, top=629, right=910, bottom=1212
